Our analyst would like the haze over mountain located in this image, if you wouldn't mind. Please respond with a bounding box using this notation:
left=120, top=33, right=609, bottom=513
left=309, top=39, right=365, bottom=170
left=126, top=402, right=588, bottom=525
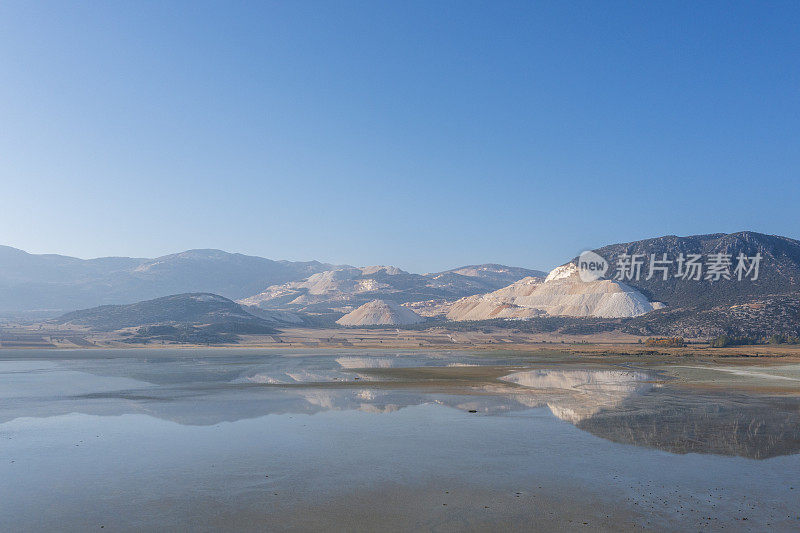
left=0, top=246, right=543, bottom=318
left=0, top=246, right=336, bottom=316
left=3, top=231, right=799, bottom=339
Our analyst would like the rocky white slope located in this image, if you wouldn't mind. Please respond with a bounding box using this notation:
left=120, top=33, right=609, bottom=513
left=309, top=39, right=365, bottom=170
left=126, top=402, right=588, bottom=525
left=336, top=299, right=425, bottom=326
left=239, top=266, right=404, bottom=309
left=444, top=263, right=662, bottom=320
left=239, top=264, right=543, bottom=312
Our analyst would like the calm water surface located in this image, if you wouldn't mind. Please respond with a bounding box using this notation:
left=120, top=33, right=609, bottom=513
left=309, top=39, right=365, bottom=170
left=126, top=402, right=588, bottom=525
left=1, top=349, right=799, bottom=532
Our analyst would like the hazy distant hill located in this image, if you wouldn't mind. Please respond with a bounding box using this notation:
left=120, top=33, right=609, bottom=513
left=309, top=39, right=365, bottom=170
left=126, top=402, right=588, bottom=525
left=0, top=246, right=336, bottom=316
left=56, top=293, right=277, bottom=334
left=6, top=233, right=799, bottom=339
left=424, top=264, right=547, bottom=293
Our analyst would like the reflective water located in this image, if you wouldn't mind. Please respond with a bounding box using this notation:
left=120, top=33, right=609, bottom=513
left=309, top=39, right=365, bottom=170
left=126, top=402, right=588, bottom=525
left=1, top=349, right=799, bottom=531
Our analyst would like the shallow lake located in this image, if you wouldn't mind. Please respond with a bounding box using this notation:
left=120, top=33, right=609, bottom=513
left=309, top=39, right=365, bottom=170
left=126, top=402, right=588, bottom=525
left=1, top=349, right=799, bottom=531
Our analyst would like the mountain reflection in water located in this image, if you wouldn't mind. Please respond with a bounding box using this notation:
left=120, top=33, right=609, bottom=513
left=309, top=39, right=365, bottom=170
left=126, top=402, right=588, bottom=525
left=500, top=369, right=654, bottom=423
left=500, top=368, right=800, bottom=459
left=1, top=350, right=799, bottom=459
left=576, top=392, right=800, bottom=459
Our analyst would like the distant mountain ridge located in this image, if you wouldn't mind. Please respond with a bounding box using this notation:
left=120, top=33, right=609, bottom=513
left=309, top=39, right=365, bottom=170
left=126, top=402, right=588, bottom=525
left=4, top=232, right=799, bottom=339
left=424, top=264, right=547, bottom=294
left=0, top=245, right=543, bottom=319
left=239, top=263, right=545, bottom=314
left=0, top=246, right=337, bottom=315
left=414, top=231, right=800, bottom=329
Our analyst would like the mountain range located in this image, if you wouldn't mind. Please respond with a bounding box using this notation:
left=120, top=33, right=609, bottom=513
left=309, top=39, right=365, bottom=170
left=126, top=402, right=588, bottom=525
left=0, top=246, right=542, bottom=318
left=410, top=231, right=799, bottom=337
left=0, top=247, right=336, bottom=316
left=3, top=231, right=799, bottom=339
left=238, top=264, right=545, bottom=315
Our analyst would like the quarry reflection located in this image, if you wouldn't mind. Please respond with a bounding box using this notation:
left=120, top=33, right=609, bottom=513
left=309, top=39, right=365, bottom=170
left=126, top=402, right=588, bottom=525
left=1, top=350, right=799, bottom=459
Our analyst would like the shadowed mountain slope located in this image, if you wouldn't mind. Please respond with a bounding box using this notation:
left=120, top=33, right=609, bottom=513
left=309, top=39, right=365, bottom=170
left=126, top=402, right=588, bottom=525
left=585, top=232, right=800, bottom=309
left=56, top=293, right=277, bottom=334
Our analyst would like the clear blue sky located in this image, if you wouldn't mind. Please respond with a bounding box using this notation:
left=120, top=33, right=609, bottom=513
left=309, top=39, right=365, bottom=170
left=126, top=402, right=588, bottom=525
left=1, top=1, right=798, bottom=273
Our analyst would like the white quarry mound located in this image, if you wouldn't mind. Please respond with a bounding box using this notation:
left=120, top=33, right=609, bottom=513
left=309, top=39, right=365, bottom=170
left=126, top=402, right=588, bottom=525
left=444, top=277, right=545, bottom=321
left=445, top=264, right=660, bottom=320
left=544, top=263, right=578, bottom=282
left=336, top=299, right=425, bottom=326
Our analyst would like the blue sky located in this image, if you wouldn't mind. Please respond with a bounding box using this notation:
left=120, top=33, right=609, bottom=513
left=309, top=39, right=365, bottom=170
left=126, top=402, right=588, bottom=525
left=1, top=1, right=798, bottom=273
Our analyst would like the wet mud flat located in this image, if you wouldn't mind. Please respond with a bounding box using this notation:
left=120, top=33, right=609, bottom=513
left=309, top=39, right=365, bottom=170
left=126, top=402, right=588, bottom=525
left=1, top=348, right=799, bottom=531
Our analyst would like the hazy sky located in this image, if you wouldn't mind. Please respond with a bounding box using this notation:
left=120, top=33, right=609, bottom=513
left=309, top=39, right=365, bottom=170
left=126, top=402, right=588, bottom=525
left=1, top=1, right=798, bottom=273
